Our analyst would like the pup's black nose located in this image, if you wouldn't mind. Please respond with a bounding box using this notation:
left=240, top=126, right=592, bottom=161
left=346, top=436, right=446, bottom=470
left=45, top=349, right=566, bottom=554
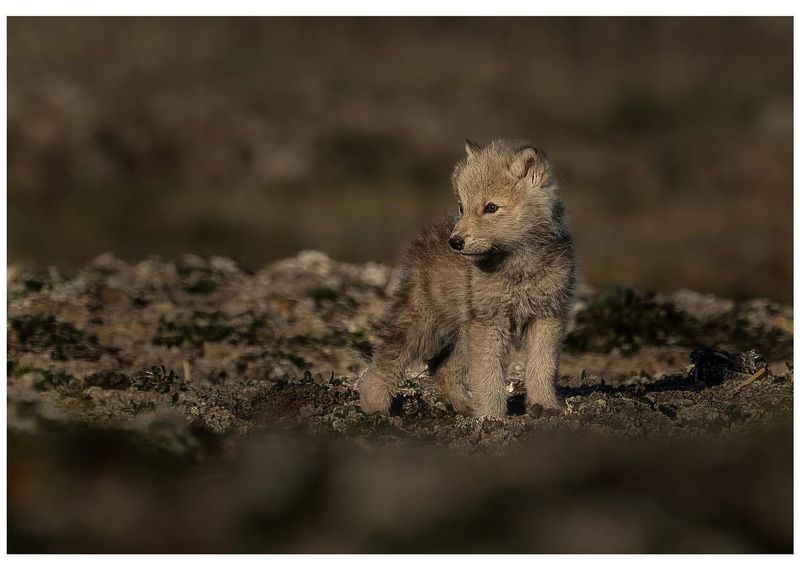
left=449, top=235, right=464, bottom=251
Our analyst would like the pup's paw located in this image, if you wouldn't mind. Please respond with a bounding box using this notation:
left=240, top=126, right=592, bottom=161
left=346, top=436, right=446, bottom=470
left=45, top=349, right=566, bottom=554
left=527, top=393, right=563, bottom=416
left=358, top=373, right=392, bottom=415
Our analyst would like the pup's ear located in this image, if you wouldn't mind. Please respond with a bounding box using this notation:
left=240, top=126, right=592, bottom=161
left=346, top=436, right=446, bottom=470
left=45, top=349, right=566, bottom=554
left=510, top=146, right=552, bottom=187
left=464, top=139, right=483, bottom=159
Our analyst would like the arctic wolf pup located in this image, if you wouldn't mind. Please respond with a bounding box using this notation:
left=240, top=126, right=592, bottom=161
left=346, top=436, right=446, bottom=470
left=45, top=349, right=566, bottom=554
left=359, top=139, right=577, bottom=417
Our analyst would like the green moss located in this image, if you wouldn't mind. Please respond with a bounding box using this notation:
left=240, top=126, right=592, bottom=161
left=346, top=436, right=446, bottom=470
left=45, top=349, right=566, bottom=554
left=84, top=366, right=186, bottom=393
left=10, top=315, right=102, bottom=361
left=235, top=314, right=266, bottom=345
left=184, top=278, right=218, bottom=294
left=14, top=364, right=186, bottom=395
left=262, top=350, right=312, bottom=370
left=84, top=371, right=131, bottom=390
left=11, top=270, right=54, bottom=294
left=704, top=317, right=792, bottom=362
left=565, top=286, right=691, bottom=355
left=565, top=286, right=793, bottom=360
left=175, top=259, right=204, bottom=277
left=175, top=258, right=227, bottom=295
left=153, top=311, right=234, bottom=348
left=307, top=286, right=358, bottom=309
left=307, top=286, right=339, bottom=303
left=32, top=369, right=79, bottom=392
left=23, top=278, right=46, bottom=292
left=131, top=365, right=184, bottom=393
left=348, top=331, right=372, bottom=354
left=289, top=329, right=372, bottom=355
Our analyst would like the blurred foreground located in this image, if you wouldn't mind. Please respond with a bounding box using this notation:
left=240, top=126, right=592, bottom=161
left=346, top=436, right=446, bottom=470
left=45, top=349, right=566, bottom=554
left=9, top=422, right=792, bottom=552
left=7, top=252, right=793, bottom=552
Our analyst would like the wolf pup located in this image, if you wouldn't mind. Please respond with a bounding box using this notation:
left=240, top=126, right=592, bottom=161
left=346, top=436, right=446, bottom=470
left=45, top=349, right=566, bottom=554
left=359, top=139, right=577, bottom=417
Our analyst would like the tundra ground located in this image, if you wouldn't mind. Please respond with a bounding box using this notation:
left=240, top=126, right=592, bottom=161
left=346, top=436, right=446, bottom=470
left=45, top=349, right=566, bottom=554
left=7, top=252, right=793, bottom=552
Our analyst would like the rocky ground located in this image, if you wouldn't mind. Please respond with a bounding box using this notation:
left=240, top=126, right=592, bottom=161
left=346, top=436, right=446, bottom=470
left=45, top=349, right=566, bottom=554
left=6, top=252, right=794, bottom=552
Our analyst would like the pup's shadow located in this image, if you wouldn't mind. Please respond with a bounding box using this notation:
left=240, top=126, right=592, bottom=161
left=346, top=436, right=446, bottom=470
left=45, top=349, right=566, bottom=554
left=389, top=395, right=407, bottom=416
left=388, top=371, right=705, bottom=418
left=507, top=394, right=527, bottom=416
left=389, top=393, right=528, bottom=417
left=507, top=370, right=705, bottom=417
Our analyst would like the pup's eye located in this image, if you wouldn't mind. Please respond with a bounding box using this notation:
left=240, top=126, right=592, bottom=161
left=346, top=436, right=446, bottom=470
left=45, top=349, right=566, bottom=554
left=484, top=202, right=498, bottom=214
left=458, top=202, right=464, bottom=216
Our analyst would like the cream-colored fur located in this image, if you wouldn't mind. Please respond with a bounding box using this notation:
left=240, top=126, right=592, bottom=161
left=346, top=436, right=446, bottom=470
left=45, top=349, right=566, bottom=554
left=360, top=139, right=577, bottom=417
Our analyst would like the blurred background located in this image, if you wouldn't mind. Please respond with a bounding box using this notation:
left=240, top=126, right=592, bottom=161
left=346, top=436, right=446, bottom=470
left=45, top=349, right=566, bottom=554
left=7, top=17, right=793, bottom=302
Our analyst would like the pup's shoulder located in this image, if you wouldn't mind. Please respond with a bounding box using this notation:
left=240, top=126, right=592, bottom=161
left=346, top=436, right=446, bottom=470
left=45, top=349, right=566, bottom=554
left=399, top=217, right=464, bottom=271
left=405, top=217, right=453, bottom=254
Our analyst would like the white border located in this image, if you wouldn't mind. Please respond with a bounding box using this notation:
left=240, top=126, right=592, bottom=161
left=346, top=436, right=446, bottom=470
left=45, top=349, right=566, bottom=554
left=1, top=10, right=8, bottom=561
left=0, top=2, right=797, bottom=17
left=2, top=4, right=798, bottom=568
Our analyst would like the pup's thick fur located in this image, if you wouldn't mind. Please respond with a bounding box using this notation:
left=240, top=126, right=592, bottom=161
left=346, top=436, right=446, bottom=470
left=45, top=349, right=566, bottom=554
left=359, top=139, right=577, bottom=417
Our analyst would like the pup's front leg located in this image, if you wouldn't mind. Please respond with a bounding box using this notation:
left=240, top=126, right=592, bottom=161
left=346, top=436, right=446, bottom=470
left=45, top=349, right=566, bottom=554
left=466, top=320, right=510, bottom=417
left=360, top=334, right=414, bottom=414
left=523, top=317, right=563, bottom=411
left=359, top=362, right=395, bottom=414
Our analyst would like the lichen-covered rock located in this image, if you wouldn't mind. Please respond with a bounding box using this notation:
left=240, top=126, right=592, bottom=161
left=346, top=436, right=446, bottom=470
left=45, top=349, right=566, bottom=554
left=7, top=252, right=793, bottom=448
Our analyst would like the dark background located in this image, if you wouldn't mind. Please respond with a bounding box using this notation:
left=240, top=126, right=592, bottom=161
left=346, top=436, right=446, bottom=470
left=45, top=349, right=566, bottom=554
left=8, top=17, right=793, bottom=301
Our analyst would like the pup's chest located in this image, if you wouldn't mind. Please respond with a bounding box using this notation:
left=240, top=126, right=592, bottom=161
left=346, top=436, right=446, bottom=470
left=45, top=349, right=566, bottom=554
left=472, top=273, right=548, bottom=329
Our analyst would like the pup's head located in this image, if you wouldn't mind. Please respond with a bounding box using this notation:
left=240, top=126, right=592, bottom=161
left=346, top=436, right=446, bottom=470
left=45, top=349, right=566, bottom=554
left=449, top=139, right=558, bottom=259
